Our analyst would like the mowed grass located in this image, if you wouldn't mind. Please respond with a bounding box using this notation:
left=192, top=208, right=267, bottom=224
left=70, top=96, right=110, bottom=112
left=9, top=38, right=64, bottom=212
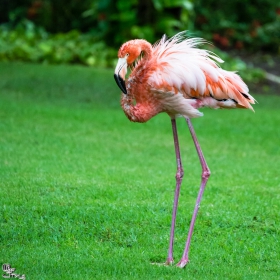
left=0, top=62, right=279, bottom=279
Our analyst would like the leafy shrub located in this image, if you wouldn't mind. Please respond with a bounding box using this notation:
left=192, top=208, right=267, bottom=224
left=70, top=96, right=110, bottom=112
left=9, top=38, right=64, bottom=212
left=193, top=0, right=280, bottom=52
left=0, top=20, right=116, bottom=67
left=1, top=0, right=279, bottom=53
left=83, top=0, right=194, bottom=46
left=0, top=20, right=265, bottom=84
left=0, top=0, right=194, bottom=48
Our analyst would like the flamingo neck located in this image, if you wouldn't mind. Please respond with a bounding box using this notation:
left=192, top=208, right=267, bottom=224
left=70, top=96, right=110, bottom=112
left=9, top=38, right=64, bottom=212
left=137, top=39, right=152, bottom=60
left=120, top=40, right=155, bottom=123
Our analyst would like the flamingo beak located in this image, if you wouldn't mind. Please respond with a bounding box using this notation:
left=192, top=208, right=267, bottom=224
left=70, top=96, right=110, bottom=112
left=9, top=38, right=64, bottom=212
left=114, top=58, right=128, bottom=94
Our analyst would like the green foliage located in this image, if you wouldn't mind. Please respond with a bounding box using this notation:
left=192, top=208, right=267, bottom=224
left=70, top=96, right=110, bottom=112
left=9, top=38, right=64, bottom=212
left=0, top=20, right=116, bottom=67
left=194, top=0, right=280, bottom=52
left=82, top=0, right=194, bottom=46
left=0, top=19, right=265, bottom=83
left=1, top=0, right=194, bottom=47
left=0, top=62, right=280, bottom=279
left=1, top=0, right=279, bottom=52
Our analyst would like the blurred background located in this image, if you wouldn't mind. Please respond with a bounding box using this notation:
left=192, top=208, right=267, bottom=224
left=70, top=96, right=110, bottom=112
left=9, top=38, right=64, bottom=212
left=0, top=0, right=279, bottom=90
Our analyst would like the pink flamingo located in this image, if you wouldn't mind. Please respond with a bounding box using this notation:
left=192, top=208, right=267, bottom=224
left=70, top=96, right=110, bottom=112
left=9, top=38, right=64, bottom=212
left=114, top=32, right=256, bottom=268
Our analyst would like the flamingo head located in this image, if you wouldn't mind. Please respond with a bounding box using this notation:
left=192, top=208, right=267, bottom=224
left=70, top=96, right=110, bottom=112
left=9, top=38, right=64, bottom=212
left=114, top=41, right=142, bottom=94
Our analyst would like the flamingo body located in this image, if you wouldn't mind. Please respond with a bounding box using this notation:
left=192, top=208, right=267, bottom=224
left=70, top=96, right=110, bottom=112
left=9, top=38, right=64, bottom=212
left=114, top=32, right=256, bottom=268
left=116, top=33, right=255, bottom=122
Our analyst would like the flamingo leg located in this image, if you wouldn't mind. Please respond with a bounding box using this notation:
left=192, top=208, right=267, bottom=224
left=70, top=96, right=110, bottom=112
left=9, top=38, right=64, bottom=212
left=166, top=118, right=184, bottom=265
left=177, top=117, right=211, bottom=268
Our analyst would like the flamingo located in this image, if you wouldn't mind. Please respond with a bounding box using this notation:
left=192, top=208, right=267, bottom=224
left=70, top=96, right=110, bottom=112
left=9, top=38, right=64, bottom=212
left=114, top=32, right=256, bottom=268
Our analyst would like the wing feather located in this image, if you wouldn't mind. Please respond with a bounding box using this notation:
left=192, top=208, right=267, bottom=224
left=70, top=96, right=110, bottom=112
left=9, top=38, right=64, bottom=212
left=147, top=32, right=255, bottom=110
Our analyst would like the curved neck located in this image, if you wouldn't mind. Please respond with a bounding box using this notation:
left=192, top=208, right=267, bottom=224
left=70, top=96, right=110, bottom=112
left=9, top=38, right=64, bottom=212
left=120, top=40, right=154, bottom=123
left=136, top=39, right=152, bottom=60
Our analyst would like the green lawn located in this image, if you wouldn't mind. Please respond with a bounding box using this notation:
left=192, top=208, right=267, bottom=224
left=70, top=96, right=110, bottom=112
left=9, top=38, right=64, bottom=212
left=0, top=62, right=279, bottom=279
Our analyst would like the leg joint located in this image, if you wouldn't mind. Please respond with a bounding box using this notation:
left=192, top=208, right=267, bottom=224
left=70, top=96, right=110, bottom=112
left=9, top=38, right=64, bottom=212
left=202, top=169, right=211, bottom=179
left=176, top=168, right=184, bottom=180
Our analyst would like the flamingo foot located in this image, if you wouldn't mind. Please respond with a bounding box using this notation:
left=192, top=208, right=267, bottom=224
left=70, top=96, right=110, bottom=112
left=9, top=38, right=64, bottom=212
left=176, top=258, right=189, bottom=268
left=165, top=258, right=174, bottom=266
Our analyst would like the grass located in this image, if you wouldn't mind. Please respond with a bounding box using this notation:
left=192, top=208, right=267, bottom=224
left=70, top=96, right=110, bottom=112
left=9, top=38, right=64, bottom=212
left=0, top=62, right=279, bottom=279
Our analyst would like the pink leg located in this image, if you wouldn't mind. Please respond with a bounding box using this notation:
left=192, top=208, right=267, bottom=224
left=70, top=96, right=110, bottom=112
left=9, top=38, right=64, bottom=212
left=166, top=118, right=184, bottom=265
left=177, top=118, right=211, bottom=268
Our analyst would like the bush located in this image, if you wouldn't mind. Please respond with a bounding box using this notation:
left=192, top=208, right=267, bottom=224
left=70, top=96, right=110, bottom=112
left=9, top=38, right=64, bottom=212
left=1, top=0, right=279, bottom=53
left=0, top=0, right=194, bottom=48
left=0, top=20, right=116, bottom=67
left=193, top=0, right=280, bottom=52
left=0, top=20, right=265, bottom=84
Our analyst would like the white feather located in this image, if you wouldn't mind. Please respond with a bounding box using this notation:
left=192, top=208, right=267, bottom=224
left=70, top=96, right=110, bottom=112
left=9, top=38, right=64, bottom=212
left=148, top=32, right=222, bottom=95
left=153, top=89, right=203, bottom=118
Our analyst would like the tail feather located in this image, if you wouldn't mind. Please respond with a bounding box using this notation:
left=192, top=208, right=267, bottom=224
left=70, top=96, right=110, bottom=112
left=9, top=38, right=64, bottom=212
left=206, top=69, right=255, bottom=111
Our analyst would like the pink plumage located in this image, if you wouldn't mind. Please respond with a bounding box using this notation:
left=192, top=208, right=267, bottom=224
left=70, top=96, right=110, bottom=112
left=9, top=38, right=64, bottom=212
left=115, top=32, right=255, bottom=121
left=114, top=32, right=256, bottom=268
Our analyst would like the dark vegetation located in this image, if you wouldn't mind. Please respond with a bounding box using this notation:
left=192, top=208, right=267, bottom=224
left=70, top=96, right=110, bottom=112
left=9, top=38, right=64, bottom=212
left=1, top=0, right=279, bottom=51
left=1, top=0, right=279, bottom=87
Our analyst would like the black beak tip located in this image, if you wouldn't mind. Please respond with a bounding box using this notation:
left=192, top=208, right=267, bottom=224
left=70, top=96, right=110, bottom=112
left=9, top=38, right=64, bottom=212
left=114, top=74, right=127, bottom=94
